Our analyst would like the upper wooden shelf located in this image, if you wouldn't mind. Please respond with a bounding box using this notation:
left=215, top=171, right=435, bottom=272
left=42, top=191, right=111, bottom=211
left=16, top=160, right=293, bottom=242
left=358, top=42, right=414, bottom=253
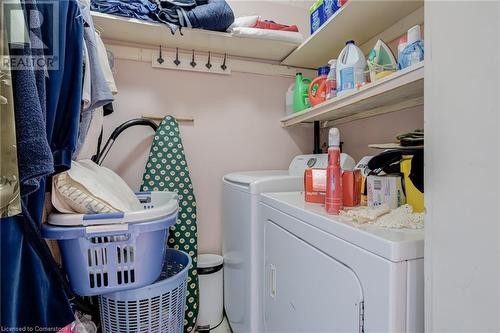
left=281, top=0, right=424, bottom=68
left=280, top=62, right=424, bottom=127
left=91, top=11, right=300, bottom=61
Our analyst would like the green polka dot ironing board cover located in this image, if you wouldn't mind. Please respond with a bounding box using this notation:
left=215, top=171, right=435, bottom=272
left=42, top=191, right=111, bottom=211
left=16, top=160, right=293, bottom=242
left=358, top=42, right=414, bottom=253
left=140, top=116, right=198, bottom=333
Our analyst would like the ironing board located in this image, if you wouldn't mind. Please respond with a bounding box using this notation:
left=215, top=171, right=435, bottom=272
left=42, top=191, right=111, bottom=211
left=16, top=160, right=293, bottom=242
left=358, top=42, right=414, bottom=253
left=140, top=116, right=198, bottom=333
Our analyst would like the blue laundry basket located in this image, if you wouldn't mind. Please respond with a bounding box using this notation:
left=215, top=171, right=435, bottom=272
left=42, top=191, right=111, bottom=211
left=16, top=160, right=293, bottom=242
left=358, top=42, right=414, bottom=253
left=42, top=192, right=178, bottom=296
left=99, top=249, right=191, bottom=333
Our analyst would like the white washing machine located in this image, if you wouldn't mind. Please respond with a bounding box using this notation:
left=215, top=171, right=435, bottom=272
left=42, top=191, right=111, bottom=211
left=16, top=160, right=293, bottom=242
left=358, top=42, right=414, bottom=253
left=223, top=154, right=328, bottom=333
left=260, top=192, right=424, bottom=333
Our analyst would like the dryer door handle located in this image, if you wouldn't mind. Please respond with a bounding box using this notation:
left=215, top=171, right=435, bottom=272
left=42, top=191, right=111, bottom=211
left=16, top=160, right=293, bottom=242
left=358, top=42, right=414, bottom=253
left=270, top=264, right=277, bottom=298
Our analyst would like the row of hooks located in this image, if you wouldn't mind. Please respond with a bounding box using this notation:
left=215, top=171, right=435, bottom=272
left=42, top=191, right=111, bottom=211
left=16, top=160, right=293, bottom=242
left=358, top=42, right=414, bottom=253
left=156, top=46, right=228, bottom=71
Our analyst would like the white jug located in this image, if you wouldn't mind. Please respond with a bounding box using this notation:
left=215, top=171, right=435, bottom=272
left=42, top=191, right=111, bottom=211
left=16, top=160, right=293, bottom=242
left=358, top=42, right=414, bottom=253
left=336, top=40, right=367, bottom=96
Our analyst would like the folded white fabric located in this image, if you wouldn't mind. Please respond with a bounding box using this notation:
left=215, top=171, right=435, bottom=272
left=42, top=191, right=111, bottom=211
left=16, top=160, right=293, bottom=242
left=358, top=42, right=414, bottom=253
left=228, top=15, right=259, bottom=30
left=374, top=204, right=424, bottom=229
left=230, top=27, right=304, bottom=45
left=52, top=159, right=141, bottom=214
left=340, top=204, right=390, bottom=224
left=341, top=204, right=424, bottom=229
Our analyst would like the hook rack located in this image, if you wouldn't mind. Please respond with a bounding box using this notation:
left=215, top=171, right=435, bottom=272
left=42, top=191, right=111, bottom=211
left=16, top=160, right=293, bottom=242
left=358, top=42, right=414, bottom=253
left=151, top=48, right=231, bottom=75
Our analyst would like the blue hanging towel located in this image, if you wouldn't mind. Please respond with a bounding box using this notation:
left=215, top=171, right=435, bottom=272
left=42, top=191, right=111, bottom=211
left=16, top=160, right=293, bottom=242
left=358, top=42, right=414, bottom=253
left=1, top=0, right=84, bottom=330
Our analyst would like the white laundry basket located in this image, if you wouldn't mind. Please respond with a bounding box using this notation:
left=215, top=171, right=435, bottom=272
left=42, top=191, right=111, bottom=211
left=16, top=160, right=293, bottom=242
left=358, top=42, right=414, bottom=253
left=196, top=254, right=224, bottom=331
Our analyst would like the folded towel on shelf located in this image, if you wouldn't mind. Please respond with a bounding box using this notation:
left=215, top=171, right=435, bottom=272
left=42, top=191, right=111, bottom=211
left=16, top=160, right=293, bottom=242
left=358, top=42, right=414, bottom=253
left=230, top=27, right=304, bottom=44
left=91, top=0, right=234, bottom=33
left=90, top=0, right=158, bottom=22
left=254, top=19, right=299, bottom=32
left=186, top=0, right=234, bottom=31
left=154, top=0, right=234, bottom=33
left=228, top=15, right=259, bottom=29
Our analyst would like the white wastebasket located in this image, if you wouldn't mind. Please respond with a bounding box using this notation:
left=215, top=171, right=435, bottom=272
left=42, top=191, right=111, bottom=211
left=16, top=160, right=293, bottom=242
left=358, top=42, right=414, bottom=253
left=197, top=254, right=224, bottom=331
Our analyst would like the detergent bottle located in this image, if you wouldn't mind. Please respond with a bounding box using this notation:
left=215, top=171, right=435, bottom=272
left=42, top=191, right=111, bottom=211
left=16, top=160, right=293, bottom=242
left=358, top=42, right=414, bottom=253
left=307, top=66, right=329, bottom=107
left=336, top=40, right=367, bottom=96
left=293, top=73, right=312, bottom=112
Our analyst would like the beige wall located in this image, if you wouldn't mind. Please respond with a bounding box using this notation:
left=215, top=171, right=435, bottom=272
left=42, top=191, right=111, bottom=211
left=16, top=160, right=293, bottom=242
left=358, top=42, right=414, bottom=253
left=102, top=59, right=312, bottom=254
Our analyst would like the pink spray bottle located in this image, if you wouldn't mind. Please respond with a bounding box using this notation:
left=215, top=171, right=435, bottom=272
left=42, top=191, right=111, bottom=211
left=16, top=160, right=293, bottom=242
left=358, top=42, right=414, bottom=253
left=325, top=128, right=343, bottom=214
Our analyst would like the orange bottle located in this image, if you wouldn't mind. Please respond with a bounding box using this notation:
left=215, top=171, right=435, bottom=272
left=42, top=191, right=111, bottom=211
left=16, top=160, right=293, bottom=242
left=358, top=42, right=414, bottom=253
left=325, top=128, right=343, bottom=214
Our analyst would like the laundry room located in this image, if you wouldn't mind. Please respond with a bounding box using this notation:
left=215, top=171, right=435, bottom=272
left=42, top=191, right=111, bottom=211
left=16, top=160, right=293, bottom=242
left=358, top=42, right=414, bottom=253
left=1, top=0, right=498, bottom=333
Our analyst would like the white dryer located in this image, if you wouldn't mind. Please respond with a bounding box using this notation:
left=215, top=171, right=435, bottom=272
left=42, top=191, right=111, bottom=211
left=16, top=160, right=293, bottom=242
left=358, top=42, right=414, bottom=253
left=223, top=154, right=328, bottom=333
left=260, top=192, right=424, bottom=333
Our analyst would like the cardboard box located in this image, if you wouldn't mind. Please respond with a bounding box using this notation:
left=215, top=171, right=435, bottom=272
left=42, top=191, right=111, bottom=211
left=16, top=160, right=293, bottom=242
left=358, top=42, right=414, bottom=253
left=342, top=170, right=361, bottom=207
left=367, top=175, right=406, bottom=209
left=304, top=168, right=326, bottom=204
left=310, top=0, right=326, bottom=34
left=324, top=0, right=340, bottom=19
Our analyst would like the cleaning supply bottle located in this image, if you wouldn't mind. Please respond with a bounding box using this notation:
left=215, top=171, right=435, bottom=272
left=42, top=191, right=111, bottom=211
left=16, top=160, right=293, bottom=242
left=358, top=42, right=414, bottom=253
left=336, top=40, right=367, bottom=96
left=398, top=25, right=424, bottom=69
left=293, top=73, right=312, bottom=112
left=325, top=128, right=343, bottom=214
left=325, top=59, right=337, bottom=100
left=308, top=66, right=329, bottom=106
left=285, top=83, right=295, bottom=115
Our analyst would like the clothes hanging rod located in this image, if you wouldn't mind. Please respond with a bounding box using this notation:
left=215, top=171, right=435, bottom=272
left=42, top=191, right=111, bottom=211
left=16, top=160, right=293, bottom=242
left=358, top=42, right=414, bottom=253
left=142, top=115, right=194, bottom=122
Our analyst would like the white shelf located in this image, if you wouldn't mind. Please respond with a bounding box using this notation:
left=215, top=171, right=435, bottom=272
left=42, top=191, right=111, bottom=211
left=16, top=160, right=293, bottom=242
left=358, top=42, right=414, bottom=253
left=91, top=12, right=300, bottom=62
left=280, top=62, right=424, bottom=127
left=281, top=0, right=424, bottom=68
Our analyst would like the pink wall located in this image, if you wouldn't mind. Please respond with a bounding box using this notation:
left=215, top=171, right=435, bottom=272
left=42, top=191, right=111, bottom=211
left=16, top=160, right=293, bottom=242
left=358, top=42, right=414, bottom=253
left=101, top=2, right=423, bottom=254
left=102, top=59, right=312, bottom=254
left=332, top=107, right=424, bottom=161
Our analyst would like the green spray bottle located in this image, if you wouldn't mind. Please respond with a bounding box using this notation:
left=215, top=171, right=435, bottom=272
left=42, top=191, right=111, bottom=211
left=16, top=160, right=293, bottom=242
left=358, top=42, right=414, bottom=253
left=293, top=73, right=312, bottom=112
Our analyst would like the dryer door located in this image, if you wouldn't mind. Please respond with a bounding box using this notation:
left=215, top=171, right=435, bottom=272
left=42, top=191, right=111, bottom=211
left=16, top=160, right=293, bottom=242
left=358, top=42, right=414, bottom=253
left=264, top=220, right=364, bottom=333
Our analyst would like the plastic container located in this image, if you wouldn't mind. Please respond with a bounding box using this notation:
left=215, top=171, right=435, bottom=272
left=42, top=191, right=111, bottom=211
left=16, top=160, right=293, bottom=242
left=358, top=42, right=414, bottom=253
left=293, top=73, right=312, bottom=112
left=42, top=192, right=179, bottom=296
left=99, top=249, right=191, bottom=333
left=325, top=128, right=343, bottom=214
left=308, top=66, right=330, bottom=106
left=310, top=0, right=326, bottom=34
left=325, top=59, right=337, bottom=100
left=285, top=83, right=294, bottom=116
left=324, top=0, right=340, bottom=19
left=398, top=25, right=424, bottom=69
left=336, top=40, right=367, bottom=96
left=196, top=254, right=224, bottom=331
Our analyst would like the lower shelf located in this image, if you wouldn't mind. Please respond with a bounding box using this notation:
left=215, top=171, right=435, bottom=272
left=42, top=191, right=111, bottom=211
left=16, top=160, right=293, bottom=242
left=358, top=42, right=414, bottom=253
left=281, top=62, right=424, bottom=127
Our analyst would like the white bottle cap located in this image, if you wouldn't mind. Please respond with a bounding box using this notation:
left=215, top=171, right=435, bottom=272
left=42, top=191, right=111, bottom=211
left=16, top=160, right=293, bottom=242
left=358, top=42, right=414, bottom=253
left=407, top=25, right=421, bottom=45
left=329, top=128, right=340, bottom=147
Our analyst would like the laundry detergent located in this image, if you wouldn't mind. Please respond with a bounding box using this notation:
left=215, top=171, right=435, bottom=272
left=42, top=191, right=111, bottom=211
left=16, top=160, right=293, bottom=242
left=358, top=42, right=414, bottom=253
left=336, top=40, right=366, bottom=96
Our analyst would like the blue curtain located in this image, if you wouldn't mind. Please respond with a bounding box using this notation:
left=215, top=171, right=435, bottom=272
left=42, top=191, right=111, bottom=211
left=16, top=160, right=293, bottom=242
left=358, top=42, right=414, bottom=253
left=1, top=0, right=83, bottom=330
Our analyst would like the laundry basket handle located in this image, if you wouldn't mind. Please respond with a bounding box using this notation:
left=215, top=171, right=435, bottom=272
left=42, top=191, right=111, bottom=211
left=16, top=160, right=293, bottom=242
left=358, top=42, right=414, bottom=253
left=94, top=118, right=159, bottom=165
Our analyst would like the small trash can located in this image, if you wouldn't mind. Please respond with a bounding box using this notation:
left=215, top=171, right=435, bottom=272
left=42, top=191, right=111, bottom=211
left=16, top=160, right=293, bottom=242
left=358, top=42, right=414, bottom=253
left=196, top=254, right=224, bottom=331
